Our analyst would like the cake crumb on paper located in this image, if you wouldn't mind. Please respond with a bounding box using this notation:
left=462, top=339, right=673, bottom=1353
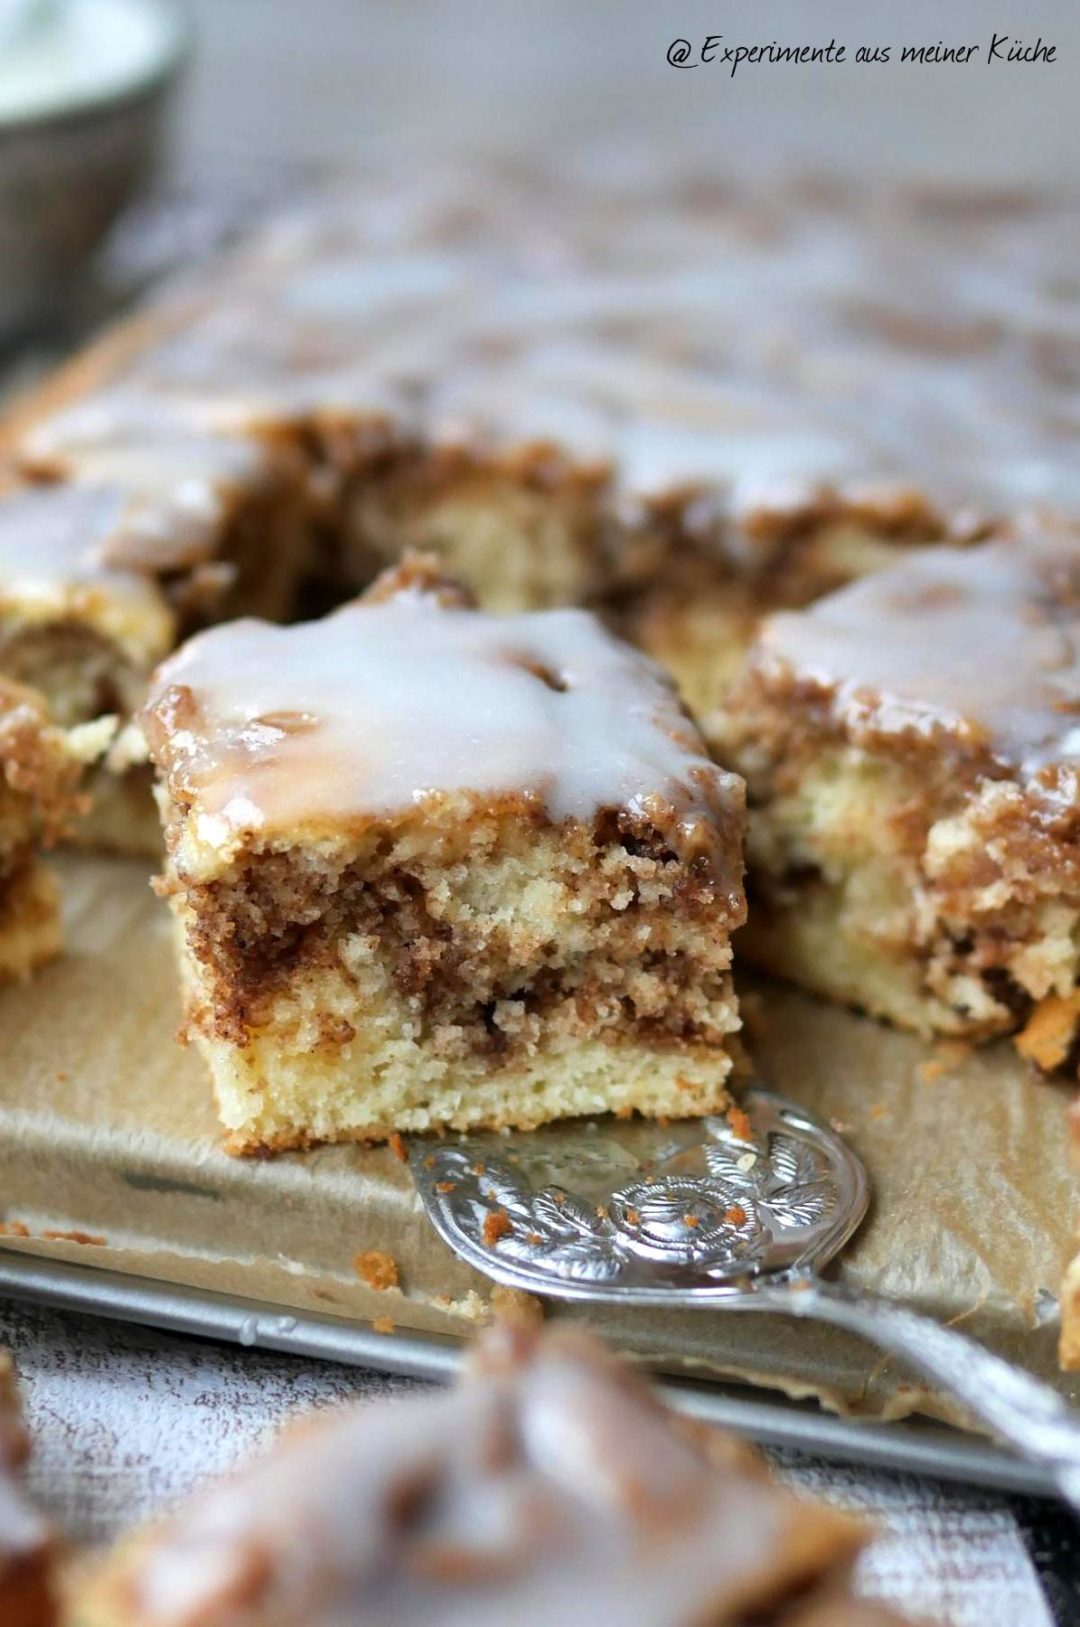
left=1015, top=991, right=1080, bottom=1072
left=489, top=1286, right=544, bottom=1325
left=354, top=1250, right=400, bottom=1292
left=726, top=1104, right=753, bottom=1142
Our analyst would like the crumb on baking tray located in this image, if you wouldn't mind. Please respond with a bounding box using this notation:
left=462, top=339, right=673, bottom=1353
left=1, top=1221, right=105, bottom=1245
left=489, top=1286, right=544, bottom=1325
left=482, top=1210, right=513, bottom=1247
left=353, top=1250, right=400, bottom=1292
left=726, top=1104, right=753, bottom=1142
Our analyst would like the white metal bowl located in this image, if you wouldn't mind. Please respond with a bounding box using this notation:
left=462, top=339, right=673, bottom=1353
left=0, top=0, right=190, bottom=341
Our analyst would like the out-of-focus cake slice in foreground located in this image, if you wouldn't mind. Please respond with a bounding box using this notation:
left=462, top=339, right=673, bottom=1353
left=718, top=528, right=1080, bottom=1052
left=0, top=1353, right=57, bottom=1627
left=76, top=1322, right=911, bottom=1627
left=142, top=561, right=746, bottom=1153
left=0, top=677, right=89, bottom=981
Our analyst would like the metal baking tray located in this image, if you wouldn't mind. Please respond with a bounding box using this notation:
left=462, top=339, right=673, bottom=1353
left=0, top=854, right=1076, bottom=1503
left=0, top=1246, right=1059, bottom=1499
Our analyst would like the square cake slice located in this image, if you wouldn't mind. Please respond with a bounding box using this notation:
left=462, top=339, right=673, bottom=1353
left=78, top=1322, right=885, bottom=1627
left=0, top=1353, right=57, bottom=1627
left=142, top=560, right=746, bottom=1152
left=0, top=678, right=86, bottom=982
left=718, top=527, right=1080, bottom=1049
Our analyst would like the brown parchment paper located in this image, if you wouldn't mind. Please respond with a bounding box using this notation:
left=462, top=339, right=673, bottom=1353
left=1, top=854, right=1078, bottom=1431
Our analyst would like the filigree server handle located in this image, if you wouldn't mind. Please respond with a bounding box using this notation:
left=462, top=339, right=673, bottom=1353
left=755, top=1276, right=1080, bottom=1512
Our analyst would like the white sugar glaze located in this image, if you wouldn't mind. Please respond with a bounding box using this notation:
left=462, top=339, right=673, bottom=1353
left=0, top=484, right=175, bottom=657
left=144, top=583, right=742, bottom=855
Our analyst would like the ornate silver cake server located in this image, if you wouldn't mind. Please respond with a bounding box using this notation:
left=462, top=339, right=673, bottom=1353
left=411, top=1088, right=1080, bottom=1513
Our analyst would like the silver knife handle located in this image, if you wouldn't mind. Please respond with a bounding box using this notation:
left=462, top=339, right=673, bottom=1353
left=759, top=1276, right=1080, bottom=1512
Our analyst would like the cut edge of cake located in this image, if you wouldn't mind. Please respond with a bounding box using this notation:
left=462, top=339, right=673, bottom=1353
left=0, top=679, right=102, bottom=983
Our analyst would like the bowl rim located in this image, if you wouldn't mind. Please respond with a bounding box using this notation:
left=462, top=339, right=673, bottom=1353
left=0, top=0, right=192, bottom=136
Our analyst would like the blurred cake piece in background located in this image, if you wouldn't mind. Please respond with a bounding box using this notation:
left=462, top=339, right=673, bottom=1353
left=0, top=416, right=311, bottom=851
left=142, top=558, right=746, bottom=1152
left=6, top=159, right=1078, bottom=847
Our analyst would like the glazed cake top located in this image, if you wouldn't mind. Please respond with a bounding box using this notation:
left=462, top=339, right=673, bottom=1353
left=97, top=1326, right=859, bottom=1627
left=0, top=483, right=180, bottom=657
left=143, top=577, right=744, bottom=866
left=756, top=529, right=1080, bottom=779
left=11, top=155, right=1080, bottom=571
